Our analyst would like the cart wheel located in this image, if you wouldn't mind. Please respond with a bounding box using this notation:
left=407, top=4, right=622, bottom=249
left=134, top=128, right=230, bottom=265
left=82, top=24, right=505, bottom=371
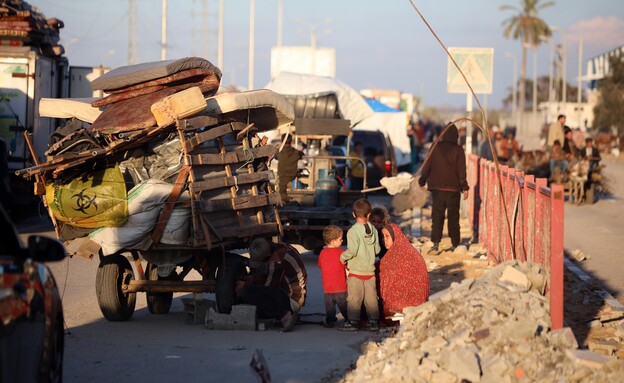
left=302, top=231, right=323, bottom=252
left=96, top=253, right=136, bottom=321
left=215, top=253, right=248, bottom=314
left=146, top=263, right=174, bottom=315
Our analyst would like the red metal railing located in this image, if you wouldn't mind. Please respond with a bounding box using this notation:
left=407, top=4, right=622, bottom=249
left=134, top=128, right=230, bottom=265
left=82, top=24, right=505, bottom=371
left=467, top=154, right=564, bottom=329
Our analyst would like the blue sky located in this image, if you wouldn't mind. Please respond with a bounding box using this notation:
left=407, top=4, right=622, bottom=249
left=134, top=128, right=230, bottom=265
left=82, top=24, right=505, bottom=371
left=28, top=0, right=624, bottom=108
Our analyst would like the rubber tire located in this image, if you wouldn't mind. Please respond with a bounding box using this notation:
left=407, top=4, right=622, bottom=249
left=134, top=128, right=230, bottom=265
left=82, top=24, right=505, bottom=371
left=146, top=263, right=174, bottom=315
left=215, top=253, right=248, bottom=314
left=96, top=254, right=136, bottom=321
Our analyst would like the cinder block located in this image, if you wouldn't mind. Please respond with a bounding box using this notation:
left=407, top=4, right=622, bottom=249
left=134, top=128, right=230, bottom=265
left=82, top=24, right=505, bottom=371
left=182, top=297, right=216, bottom=325
left=205, top=304, right=257, bottom=331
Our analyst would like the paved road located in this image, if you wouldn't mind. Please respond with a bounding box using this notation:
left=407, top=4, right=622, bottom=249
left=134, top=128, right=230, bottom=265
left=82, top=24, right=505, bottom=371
left=563, top=155, right=624, bottom=302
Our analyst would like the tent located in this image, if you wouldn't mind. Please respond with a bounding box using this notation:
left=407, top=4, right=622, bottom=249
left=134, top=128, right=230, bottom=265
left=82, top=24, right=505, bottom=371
left=264, top=72, right=410, bottom=167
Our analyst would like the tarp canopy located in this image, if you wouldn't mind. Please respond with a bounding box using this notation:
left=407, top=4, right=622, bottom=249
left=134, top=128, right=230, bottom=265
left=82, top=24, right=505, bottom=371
left=265, top=72, right=374, bottom=126
left=364, top=98, right=400, bottom=113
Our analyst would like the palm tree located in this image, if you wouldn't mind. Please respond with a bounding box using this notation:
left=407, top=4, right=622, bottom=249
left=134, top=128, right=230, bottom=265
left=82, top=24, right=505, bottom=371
left=501, top=0, right=554, bottom=115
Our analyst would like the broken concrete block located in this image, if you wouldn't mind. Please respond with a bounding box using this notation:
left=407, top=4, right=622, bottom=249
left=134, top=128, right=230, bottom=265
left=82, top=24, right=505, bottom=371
left=548, top=327, right=579, bottom=349
left=564, top=349, right=610, bottom=369
left=205, top=304, right=257, bottom=331
left=587, top=340, right=619, bottom=355
left=182, top=297, right=216, bottom=325
left=443, top=347, right=481, bottom=383
left=498, top=265, right=531, bottom=292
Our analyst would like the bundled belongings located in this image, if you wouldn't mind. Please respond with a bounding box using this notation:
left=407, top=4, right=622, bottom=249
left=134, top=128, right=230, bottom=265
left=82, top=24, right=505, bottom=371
left=0, top=1, right=64, bottom=57
left=19, top=57, right=295, bottom=321
left=25, top=57, right=293, bottom=249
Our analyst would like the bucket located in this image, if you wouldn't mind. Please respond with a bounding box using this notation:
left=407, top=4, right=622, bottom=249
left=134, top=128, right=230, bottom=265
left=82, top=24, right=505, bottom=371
left=160, top=206, right=192, bottom=245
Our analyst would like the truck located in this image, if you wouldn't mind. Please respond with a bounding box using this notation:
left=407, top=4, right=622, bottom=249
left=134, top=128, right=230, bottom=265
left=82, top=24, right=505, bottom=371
left=0, top=1, right=107, bottom=209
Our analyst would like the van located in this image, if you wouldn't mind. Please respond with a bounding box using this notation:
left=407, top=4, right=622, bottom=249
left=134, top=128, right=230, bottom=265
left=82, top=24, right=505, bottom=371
left=331, top=130, right=397, bottom=189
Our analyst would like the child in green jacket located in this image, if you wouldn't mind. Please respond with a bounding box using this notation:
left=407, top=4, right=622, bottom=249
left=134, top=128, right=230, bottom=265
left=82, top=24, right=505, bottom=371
left=338, top=198, right=380, bottom=331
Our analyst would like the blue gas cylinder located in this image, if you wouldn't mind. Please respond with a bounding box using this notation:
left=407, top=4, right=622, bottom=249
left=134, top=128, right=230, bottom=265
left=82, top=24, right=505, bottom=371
left=314, top=170, right=338, bottom=207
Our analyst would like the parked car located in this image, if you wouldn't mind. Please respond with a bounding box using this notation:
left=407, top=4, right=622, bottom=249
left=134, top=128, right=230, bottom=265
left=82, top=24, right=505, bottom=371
left=0, top=202, right=66, bottom=382
left=331, top=129, right=397, bottom=189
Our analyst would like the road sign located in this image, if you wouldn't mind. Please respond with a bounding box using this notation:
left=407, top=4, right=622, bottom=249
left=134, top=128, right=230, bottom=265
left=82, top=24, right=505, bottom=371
left=447, top=47, right=494, bottom=94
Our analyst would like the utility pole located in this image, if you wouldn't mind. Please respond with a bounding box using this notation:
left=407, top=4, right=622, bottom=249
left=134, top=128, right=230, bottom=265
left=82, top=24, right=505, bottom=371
left=128, top=0, right=138, bottom=65
left=161, top=0, right=167, bottom=60
left=248, top=0, right=255, bottom=90
left=577, top=38, right=583, bottom=130
left=277, top=0, right=283, bottom=47
left=218, top=0, right=224, bottom=69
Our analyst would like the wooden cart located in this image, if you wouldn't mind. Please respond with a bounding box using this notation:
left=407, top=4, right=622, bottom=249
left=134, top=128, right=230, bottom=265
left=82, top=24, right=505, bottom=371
left=19, top=89, right=294, bottom=321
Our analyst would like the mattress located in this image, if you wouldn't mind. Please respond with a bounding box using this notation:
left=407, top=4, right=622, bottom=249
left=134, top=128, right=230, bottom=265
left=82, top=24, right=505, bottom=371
left=39, top=97, right=103, bottom=123
left=92, top=67, right=220, bottom=108
left=205, top=89, right=295, bottom=132
left=90, top=57, right=222, bottom=92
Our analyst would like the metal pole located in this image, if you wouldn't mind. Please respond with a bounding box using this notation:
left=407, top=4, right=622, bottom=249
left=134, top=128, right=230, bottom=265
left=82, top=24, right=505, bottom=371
left=248, top=0, right=255, bottom=90
left=277, top=0, right=283, bottom=47
left=562, top=41, right=567, bottom=106
left=533, top=47, right=538, bottom=116
left=577, top=38, right=583, bottom=130
left=466, top=93, right=473, bottom=154
left=218, top=0, right=224, bottom=69
left=161, top=0, right=167, bottom=60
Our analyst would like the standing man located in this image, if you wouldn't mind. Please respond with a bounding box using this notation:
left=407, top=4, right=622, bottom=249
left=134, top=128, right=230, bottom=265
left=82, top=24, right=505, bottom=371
left=277, top=134, right=303, bottom=204
left=547, top=114, right=566, bottom=149
left=418, top=124, right=469, bottom=253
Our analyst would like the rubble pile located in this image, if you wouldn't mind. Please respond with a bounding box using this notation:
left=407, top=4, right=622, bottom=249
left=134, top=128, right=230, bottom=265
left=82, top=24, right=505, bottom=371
left=339, top=261, right=624, bottom=382
left=0, top=0, right=64, bottom=57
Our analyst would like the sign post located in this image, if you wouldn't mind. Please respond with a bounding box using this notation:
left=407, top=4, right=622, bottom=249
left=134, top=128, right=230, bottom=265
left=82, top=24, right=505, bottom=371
left=447, top=47, right=494, bottom=154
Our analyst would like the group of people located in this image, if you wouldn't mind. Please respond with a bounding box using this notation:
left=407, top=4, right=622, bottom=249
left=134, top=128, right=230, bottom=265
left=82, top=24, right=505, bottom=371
left=234, top=197, right=431, bottom=332
left=318, top=198, right=430, bottom=331
left=547, top=114, right=602, bottom=179
left=235, top=122, right=471, bottom=332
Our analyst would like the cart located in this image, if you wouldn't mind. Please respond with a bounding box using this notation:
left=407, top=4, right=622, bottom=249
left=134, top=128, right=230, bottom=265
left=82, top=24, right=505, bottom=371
left=18, top=88, right=294, bottom=321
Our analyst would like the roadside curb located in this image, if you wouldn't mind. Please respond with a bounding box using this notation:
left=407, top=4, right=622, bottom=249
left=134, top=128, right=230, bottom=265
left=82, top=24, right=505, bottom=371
left=564, top=257, right=624, bottom=312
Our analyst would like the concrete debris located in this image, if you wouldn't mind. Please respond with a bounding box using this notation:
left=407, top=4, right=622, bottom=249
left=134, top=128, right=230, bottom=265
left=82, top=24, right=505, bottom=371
left=338, top=261, right=624, bottom=383
left=572, top=248, right=591, bottom=261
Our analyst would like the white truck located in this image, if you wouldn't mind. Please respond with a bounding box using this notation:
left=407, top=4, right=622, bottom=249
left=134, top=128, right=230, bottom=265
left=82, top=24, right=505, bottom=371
left=0, top=47, right=105, bottom=206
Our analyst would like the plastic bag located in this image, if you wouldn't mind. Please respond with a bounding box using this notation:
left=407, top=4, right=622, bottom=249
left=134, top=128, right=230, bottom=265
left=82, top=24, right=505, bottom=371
left=45, top=165, right=128, bottom=228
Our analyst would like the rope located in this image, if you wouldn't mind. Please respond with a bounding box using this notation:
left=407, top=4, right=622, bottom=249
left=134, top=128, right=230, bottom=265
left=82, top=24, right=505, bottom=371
left=407, top=0, right=516, bottom=259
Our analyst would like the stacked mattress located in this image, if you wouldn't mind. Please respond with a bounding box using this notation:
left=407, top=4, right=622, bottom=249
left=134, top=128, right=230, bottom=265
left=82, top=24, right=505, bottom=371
left=0, top=1, right=64, bottom=57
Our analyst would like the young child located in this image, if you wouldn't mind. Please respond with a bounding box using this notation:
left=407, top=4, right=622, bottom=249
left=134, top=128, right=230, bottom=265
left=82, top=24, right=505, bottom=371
left=317, top=225, right=348, bottom=328
left=338, top=198, right=380, bottom=331
left=369, top=207, right=390, bottom=259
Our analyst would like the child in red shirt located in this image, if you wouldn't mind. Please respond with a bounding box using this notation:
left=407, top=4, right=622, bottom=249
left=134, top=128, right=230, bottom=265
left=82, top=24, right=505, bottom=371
left=318, top=225, right=348, bottom=328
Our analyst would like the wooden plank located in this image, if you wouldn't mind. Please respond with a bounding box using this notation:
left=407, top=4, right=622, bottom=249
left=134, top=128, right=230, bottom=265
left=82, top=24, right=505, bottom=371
left=186, top=145, right=276, bottom=166
left=189, top=171, right=274, bottom=193
left=182, top=122, right=247, bottom=152
left=197, top=193, right=281, bottom=213
left=177, top=115, right=220, bottom=131
left=217, top=223, right=280, bottom=239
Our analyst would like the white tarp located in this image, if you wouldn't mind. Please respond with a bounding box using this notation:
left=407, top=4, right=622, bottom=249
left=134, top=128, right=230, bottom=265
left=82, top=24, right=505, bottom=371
left=355, top=111, right=411, bottom=167
left=264, top=72, right=374, bottom=126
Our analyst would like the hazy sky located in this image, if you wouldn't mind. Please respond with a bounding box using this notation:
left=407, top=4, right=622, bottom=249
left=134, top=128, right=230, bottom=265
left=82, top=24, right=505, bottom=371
left=28, top=0, right=624, bottom=109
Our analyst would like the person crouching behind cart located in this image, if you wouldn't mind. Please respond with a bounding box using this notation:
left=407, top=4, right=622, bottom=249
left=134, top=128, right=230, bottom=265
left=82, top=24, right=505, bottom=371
left=235, top=238, right=307, bottom=332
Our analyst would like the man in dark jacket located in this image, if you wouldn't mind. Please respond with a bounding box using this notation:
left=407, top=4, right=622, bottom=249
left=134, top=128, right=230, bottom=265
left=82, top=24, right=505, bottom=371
left=417, top=124, right=469, bottom=253
left=277, top=134, right=303, bottom=204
